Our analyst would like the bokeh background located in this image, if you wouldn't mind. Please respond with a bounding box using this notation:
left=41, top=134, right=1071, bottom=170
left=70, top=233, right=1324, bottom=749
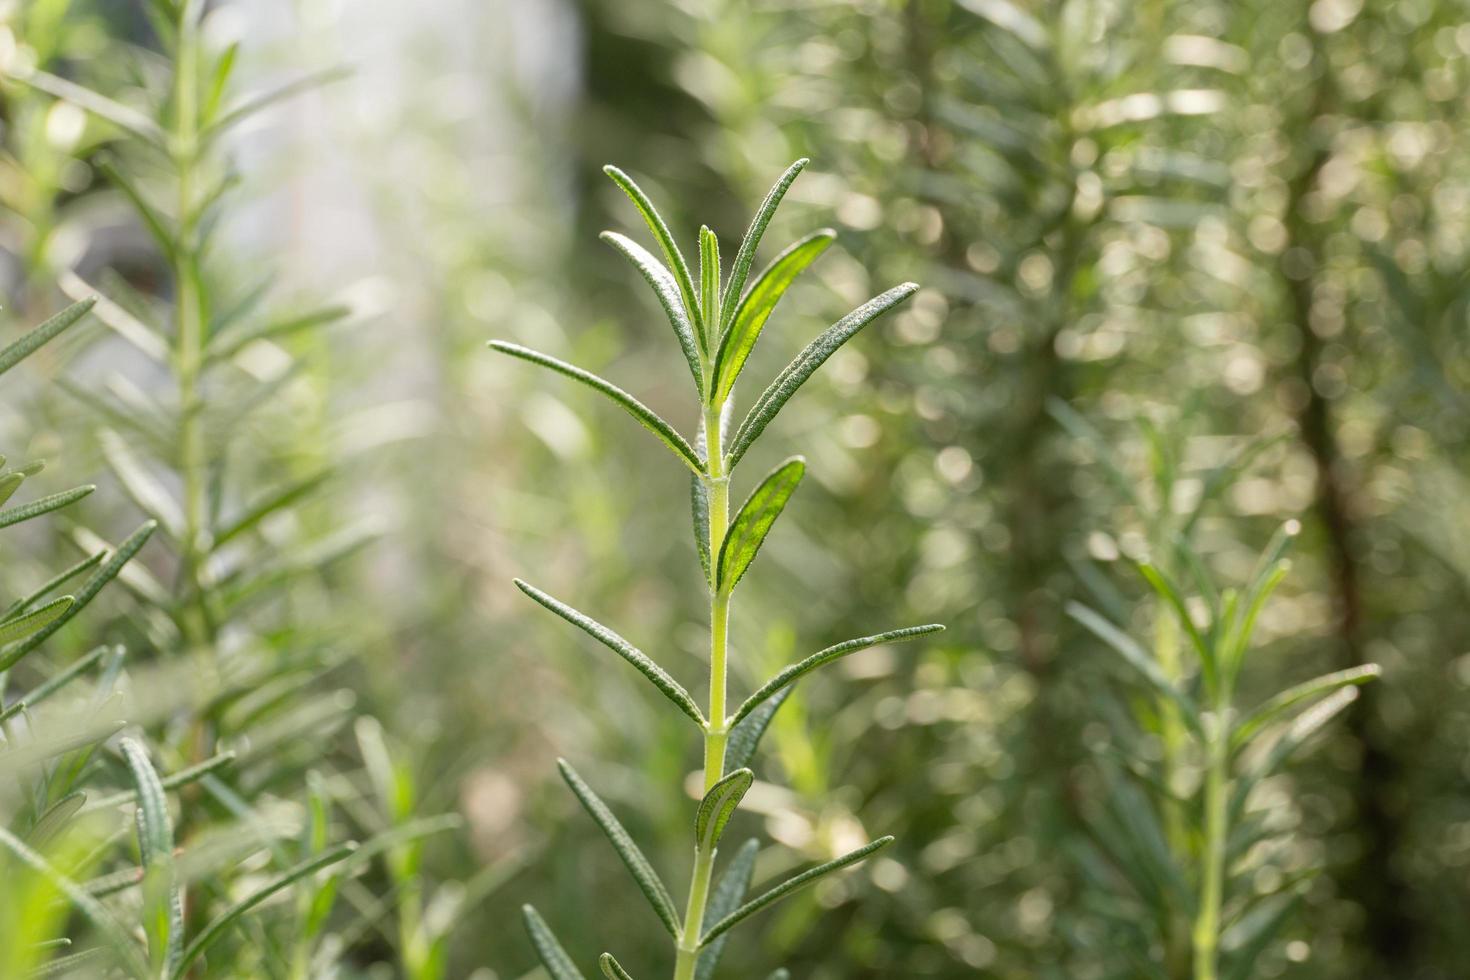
left=2, top=0, right=1468, bottom=977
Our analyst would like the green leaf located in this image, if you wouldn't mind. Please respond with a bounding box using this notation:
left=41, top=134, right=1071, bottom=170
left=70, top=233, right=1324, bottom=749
left=699, top=225, right=721, bottom=349
left=718, top=159, right=808, bottom=337
left=599, top=953, right=635, bottom=980
left=0, top=825, right=150, bottom=977
left=724, top=687, right=792, bottom=773
left=601, top=231, right=704, bottom=392
left=0, top=471, right=24, bottom=508
left=522, top=905, right=588, bottom=980
left=489, top=342, right=703, bottom=475
left=213, top=469, right=331, bottom=549
left=728, top=283, right=918, bottom=467
left=205, top=66, right=351, bottom=139
left=603, top=165, right=704, bottom=343
left=0, top=485, right=95, bottom=530
left=1230, top=664, right=1380, bottom=752
left=716, top=457, right=804, bottom=592
left=0, top=521, right=157, bottom=672
left=1065, top=601, right=1202, bottom=736
left=100, top=430, right=184, bottom=539
left=121, top=738, right=182, bottom=975
left=22, top=646, right=114, bottom=714
left=3, top=551, right=105, bottom=621
left=0, top=298, right=96, bottom=377
left=514, top=580, right=705, bottom=726
left=96, top=159, right=175, bottom=259
left=84, top=751, right=236, bottom=814
left=691, top=475, right=712, bottom=585
left=699, top=836, right=894, bottom=947
left=1231, top=687, right=1363, bottom=825
left=206, top=304, right=352, bottom=362
left=1136, top=562, right=1216, bottom=694
left=0, top=596, right=73, bottom=645
left=557, top=759, right=680, bottom=937
left=203, top=40, right=241, bottom=123
left=729, top=624, right=945, bottom=727
left=695, top=838, right=759, bottom=980
left=27, top=793, right=86, bottom=849
left=8, top=69, right=165, bottom=145
left=713, top=230, right=835, bottom=402
left=170, top=843, right=356, bottom=979
left=695, top=768, right=752, bottom=852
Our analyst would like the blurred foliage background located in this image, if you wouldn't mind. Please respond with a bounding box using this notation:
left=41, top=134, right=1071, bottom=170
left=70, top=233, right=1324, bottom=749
left=1, top=0, right=1467, bottom=977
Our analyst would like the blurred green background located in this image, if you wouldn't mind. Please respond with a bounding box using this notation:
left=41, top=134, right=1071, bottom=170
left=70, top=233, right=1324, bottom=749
left=2, top=0, right=1468, bottom=977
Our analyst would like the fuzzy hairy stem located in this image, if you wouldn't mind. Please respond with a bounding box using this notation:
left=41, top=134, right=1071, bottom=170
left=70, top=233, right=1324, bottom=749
left=675, top=401, right=732, bottom=980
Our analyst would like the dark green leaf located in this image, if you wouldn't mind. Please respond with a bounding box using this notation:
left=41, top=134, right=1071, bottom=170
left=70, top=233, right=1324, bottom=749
left=558, top=759, right=680, bottom=937
left=0, top=597, right=74, bottom=645
left=522, top=905, right=588, bottom=980
left=724, top=687, right=792, bottom=773
left=729, top=624, right=945, bottom=727
left=489, top=342, right=703, bottom=475
left=695, top=768, right=752, bottom=852
left=514, top=580, right=704, bottom=726
left=713, top=230, right=835, bottom=402
left=599, top=953, right=635, bottom=980
left=603, top=165, right=704, bottom=343
left=719, top=159, right=808, bottom=337
left=716, top=457, right=804, bottom=592
left=601, top=231, right=704, bottom=393
left=728, top=283, right=918, bottom=467
left=0, top=485, right=95, bottom=530
left=691, top=475, right=712, bottom=584
left=0, top=298, right=96, bottom=377
left=700, top=836, right=894, bottom=947
left=0, top=521, right=157, bottom=672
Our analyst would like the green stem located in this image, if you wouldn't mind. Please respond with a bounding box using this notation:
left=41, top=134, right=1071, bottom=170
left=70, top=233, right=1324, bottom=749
left=1193, top=711, right=1229, bottom=980
left=675, top=403, right=731, bottom=980
left=171, top=4, right=211, bottom=651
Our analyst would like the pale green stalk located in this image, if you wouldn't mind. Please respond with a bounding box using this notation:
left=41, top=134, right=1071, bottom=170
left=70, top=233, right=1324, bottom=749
left=1193, top=673, right=1230, bottom=980
left=675, top=343, right=731, bottom=980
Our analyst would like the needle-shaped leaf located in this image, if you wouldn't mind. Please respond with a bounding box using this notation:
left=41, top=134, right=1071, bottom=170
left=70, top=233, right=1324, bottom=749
left=557, top=759, right=680, bottom=937
left=3, top=551, right=105, bottom=622
left=695, top=768, right=753, bottom=852
left=728, top=283, right=918, bottom=467
left=0, top=298, right=97, bottom=377
left=170, top=843, right=356, bottom=979
left=205, top=66, right=351, bottom=139
left=83, top=750, right=236, bottom=814
left=121, top=738, right=182, bottom=975
left=716, top=457, right=805, bottom=592
left=0, top=485, right=95, bottom=530
left=1136, top=562, right=1216, bottom=693
left=514, top=580, right=705, bottom=726
left=724, top=686, right=793, bottom=774
left=695, top=838, right=760, bottom=980
left=21, top=646, right=112, bottom=714
left=100, top=430, right=184, bottom=539
left=1066, top=601, right=1202, bottom=736
left=699, top=836, right=894, bottom=947
left=713, top=230, right=835, bottom=402
left=27, top=793, right=86, bottom=849
left=603, top=165, right=704, bottom=343
left=599, top=953, right=635, bottom=980
left=719, top=159, right=808, bottom=337
left=213, top=469, right=331, bottom=549
left=522, top=905, right=588, bottom=980
left=8, top=69, right=165, bottom=146
left=1230, top=664, right=1381, bottom=752
left=699, top=225, right=721, bottom=350
left=1231, top=687, right=1363, bottom=823
left=0, top=521, right=157, bottom=672
left=601, top=231, right=704, bottom=392
left=0, top=471, right=24, bottom=508
left=0, top=596, right=74, bottom=645
left=729, top=624, right=945, bottom=727
left=96, top=159, right=175, bottom=260
left=489, top=342, right=703, bottom=475
left=205, top=304, right=352, bottom=362
left=691, top=475, right=712, bottom=585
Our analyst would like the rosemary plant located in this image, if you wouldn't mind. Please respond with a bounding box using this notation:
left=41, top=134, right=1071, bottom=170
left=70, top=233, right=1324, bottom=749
left=1057, top=406, right=1382, bottom=980
left=492, top=160, right=944, bottom=978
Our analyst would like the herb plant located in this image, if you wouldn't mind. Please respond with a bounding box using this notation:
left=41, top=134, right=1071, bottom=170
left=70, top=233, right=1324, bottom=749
left=1057, top=406, right=1382, bottom=980
left=492, top=159, right=944, bottom=978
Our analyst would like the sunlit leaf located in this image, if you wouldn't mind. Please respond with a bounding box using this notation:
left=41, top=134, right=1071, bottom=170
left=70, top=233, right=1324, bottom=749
left=718, top=159, right=808, bottom=337
left=716, top=457, right=804, bottom=592
left=522, top=905, right=587, bottom=980
left=604, top=165, right=704, bottom=342
left=601, top=230, right=704, bottom=393
left=695, top=768, right=752, bottom=852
